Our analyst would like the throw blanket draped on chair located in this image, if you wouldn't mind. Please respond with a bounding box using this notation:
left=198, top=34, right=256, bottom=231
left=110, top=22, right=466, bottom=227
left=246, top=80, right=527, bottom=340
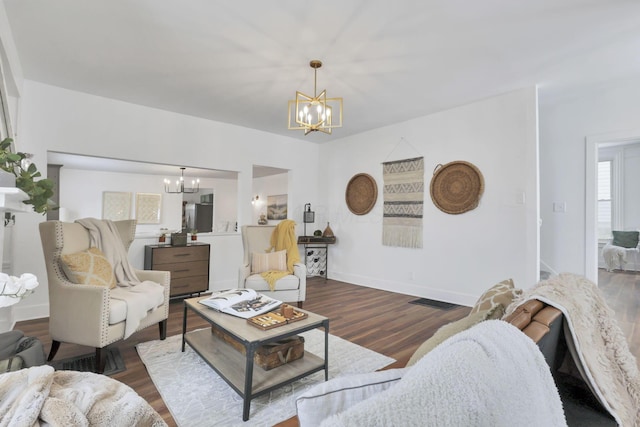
left=76, top=218, right=164, bottom=339
left=506, top=273, right=640, bottom=426
left=261, top=219, right=300, bottom=291
left=322, top=320, right=566, bottom=426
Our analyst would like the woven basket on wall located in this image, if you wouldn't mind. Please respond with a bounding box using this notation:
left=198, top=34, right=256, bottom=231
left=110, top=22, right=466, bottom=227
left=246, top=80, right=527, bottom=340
left=345, top=173, right=378, bottom=215
left=430, top=161, right=484, bottom=214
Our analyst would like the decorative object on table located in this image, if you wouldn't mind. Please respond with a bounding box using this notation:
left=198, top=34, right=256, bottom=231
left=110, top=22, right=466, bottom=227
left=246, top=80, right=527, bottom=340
left=313, top=230, right=322, bottom=237
left=135, top=192, right=161, bottom=224
left=258, top=213, right=268, bottom=225
left=0, top=137, right=55, bottom=214
left=163, top=167, right=200, bottom=193
left=102, top=191, right=132, bottom=221
left=246, top=307, right=308, bottom=330
left=382, top=156, right=424, bottom=249
left=170, top=231, right=187, bottom=246
left=281, top=303, right=295, bottom=318
left=303, top=203, right=315, bottom=235
left=211, top=325, right=306, bottom=370
left=158, top=228, right=168, bottom=243
left=190, top=229, right=198, bottom=241
left=0, top=272, right=39, bottom=308
left=345, top=173, right=378, bottom=215
left=322, top=222, right=334, bottom=238
left=430, top=160, right=484, bottom=214
left=287, top=59, right=343, bottom=135
left=267, top=194, right=288, bottom=220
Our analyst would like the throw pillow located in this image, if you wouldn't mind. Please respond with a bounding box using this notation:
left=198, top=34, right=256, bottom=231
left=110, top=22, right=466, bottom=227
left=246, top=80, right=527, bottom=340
left=251, top=250, right=287, bottom=274
left=469, top=278, right=521, bottom=316
left=406, top=304, right=500, bottom=367
left=60, top=247, right=116, bottom=289
left=296, top=368, right=408, bottom=426
left=612, top=230, right=640, bottom=248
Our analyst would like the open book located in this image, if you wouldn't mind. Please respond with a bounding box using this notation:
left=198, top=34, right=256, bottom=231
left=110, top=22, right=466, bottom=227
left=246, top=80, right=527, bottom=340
left=199, top=288, right=281, bottom=319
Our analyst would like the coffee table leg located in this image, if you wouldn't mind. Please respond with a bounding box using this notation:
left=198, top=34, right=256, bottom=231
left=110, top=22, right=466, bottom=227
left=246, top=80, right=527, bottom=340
left=182, top=303, right=187, bottom=352
left=324, top=321, right=329, bottom=381
left=243, top=344, right=257, bottom=421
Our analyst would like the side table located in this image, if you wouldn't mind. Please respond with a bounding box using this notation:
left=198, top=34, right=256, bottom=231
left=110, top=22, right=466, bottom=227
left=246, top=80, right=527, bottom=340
left=297, top=236, right=336, bottom=279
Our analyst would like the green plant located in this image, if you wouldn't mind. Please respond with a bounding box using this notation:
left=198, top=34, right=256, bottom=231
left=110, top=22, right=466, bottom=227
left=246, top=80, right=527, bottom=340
left=0, top=137, right=55, bottom=214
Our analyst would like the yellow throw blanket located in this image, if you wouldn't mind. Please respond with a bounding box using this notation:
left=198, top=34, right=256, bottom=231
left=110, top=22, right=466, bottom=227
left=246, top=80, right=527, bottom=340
left=261, top=219, right=300, bottom=291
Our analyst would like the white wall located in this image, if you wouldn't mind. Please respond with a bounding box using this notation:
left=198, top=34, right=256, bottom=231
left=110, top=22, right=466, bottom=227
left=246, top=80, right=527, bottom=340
left=539, top=75, right=640, bottom=280
left=319, top=87, right=539, bottom=305
left=11, top=80, right=320, bottom=321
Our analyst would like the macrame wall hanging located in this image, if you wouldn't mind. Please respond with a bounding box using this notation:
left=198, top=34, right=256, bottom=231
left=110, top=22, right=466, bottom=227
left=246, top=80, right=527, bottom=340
left=382, top=155, right=424, bottom=249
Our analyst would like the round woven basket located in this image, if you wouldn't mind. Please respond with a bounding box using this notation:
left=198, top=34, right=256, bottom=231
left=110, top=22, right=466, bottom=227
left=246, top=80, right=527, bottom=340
left=430, top=161, right=484, bottom=214
left=345, top=173, right=378, bottom=215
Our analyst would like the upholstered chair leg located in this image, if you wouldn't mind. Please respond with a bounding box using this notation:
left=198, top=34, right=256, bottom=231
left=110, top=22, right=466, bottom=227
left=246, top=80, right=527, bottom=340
left=95, top=348, right=106, bottom=374
left=297, top=301, right=303, bottom=309
left=47, top=340, right=61, bottom=361
left=159, top=319, right=167, bottom=340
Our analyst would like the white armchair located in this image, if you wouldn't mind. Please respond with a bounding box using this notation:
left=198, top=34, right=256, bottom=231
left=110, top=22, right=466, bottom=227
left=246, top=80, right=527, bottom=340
left=238, top=225, right=306, bottom=307
left=39, top=219, right=170, bottom=373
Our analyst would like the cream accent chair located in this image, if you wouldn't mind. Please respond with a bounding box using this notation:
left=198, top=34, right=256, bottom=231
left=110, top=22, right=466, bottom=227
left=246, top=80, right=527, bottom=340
left=39, top=219, right=170, bottom=373
left=238, top=225, right=306, bottom=307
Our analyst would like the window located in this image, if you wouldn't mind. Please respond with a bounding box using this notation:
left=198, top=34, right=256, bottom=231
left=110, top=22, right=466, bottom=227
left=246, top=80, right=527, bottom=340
left=597, top=160, right=612, bottom=240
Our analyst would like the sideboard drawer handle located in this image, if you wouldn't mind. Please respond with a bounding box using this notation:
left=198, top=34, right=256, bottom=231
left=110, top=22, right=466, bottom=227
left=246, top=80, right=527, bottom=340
left=174, top=269, right=190, bottom=273
left=173, top=254, right=191, bottom=257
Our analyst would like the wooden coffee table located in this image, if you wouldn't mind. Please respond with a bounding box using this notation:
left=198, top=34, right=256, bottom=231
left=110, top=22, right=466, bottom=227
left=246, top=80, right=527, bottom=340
left=182, top=296, right=330, bottom=421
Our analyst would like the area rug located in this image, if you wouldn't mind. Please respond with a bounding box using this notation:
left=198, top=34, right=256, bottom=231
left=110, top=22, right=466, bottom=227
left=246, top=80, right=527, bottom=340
left=136, top=329, right=395, bottom=427
left=408, top=298, right=458, bottom=310
left=50, top=347, right=125, bottom=376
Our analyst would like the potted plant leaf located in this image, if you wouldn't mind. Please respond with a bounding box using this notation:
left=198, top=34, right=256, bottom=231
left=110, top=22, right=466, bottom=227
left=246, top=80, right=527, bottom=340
left=0, top=137, right=55, bottom=214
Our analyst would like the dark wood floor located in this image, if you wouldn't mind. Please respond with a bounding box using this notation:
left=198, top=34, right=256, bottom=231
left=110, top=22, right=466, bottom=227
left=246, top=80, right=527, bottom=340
left=14, top=272, right=639, bottom=426
left=597, top=268, right=640, bottom=361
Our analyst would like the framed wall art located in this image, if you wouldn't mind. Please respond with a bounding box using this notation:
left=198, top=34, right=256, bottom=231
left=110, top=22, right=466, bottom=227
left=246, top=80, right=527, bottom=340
left=102, top=191, right=132, bottom=221
left=136, top=192, right=162, bottom=224
left=267, top=194, right=288, bottom=220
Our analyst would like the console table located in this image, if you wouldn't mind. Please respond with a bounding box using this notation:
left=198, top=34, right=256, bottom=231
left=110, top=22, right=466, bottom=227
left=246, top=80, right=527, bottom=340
left=144, top=243, right=210, bottom=297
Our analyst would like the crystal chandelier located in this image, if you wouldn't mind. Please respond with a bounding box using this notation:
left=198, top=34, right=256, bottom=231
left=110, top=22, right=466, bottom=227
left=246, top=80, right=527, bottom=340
left=164, top=167, right=200, bottom=193
left=288, top=60, right=343, bottom=135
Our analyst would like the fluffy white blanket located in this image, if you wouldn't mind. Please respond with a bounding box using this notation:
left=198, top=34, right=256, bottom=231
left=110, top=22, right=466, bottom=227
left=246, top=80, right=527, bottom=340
left=0, top=365, right=166, bottom=426
left=602, top=243, right=637, bottom=272
left=321, top=320, right=566, bottom=427
left=507, top=273, right=640, bottom=426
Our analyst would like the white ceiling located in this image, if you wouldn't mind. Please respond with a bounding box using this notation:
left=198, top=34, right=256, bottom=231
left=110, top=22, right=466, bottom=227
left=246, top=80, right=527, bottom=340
left=4, top=0, right=640, bottom=146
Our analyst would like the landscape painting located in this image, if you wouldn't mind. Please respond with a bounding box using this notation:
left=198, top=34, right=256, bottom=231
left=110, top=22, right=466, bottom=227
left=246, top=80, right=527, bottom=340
left=267, top=194, right=288, bottom=220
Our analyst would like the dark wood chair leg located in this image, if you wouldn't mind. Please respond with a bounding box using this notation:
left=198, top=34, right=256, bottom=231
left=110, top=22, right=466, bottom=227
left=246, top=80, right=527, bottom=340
left=47, top=340, right=61, bottom=361
left=95, top=347, right=106, bottom=374
left=297, top=301, right=303, bottom=309
left=159, top=319, right=167, bottom=340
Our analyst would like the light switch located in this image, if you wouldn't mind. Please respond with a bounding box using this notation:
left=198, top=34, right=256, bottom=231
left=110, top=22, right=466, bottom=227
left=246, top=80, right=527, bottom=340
left=553, top=202, right=566, bottom=213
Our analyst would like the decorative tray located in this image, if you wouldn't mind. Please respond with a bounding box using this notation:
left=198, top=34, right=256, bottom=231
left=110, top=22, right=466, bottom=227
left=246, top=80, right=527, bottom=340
left=247, top=308, right=308, bottom=330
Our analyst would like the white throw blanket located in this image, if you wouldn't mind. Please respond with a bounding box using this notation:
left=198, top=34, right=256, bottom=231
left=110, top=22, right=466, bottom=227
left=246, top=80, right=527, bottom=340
left=76, top=218, right=164, bottom=338
left=506, top=273, right=640, bottom=427
left=321, top=320, right=566, bottom=427
left=602, top=243, right=636, bottom=271
left=0, top=365, right=166, bottom=426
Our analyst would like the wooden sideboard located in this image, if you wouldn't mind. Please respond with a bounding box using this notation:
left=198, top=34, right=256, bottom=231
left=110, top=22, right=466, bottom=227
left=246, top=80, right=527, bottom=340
left=144, top=243, right=210, bottom=297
